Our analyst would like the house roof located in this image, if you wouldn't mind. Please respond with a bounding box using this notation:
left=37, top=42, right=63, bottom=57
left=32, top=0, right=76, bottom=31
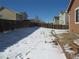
left=0, top=7, right=5, bottom=11
left=67, top=0, right=74, bottom=13
left=0, top=7, right=23, bottom=16
left=60, top=11, right=66, bottom=14
left=0, top=7, right=17, bottom=13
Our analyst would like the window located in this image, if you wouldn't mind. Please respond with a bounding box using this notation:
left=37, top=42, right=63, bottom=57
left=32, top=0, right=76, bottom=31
left=76, top=9, right=79, bottom=22
left=75, top=7, right=79, bottom=24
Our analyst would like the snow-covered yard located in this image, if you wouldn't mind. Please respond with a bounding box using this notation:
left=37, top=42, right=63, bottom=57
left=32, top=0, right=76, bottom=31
left=0, top=27, right=67, bottom=59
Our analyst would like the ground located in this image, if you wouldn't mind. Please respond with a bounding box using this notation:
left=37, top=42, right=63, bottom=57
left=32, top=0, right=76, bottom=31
left=0, top=27, right=67, bottom=59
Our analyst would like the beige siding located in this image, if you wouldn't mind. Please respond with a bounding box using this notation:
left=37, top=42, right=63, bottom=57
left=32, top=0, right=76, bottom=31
left=59, top=12, right=68, bottom=25
left=0, top=9, right=16, bottom=20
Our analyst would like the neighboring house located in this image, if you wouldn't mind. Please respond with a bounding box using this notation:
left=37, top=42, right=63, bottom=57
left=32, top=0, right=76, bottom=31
left=0, top=7, right=27, bottom=20
left=53, top=16, right=59, bottom=25
left=59, top=11, right=69, bottom=25
left=67, top=0, right=79, bottom=33
left=19, top=12, right=28, bottom=20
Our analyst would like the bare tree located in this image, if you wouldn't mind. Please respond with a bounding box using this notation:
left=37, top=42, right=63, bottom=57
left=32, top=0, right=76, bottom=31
left=19, top=12, right=28, bottom=20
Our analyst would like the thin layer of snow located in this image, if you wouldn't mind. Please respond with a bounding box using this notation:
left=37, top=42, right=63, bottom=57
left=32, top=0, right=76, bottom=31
left=0, top=27, right=67, bottom=59
left=74, top=39, right=79, bottom=45
left=73, top=54, right=79, bottom=59
left=64, top=44, right=75, bottom=54
left=52, top=29, right=68, bottom=34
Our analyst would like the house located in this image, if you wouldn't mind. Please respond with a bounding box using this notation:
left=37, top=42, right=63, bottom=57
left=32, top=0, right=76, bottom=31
left=53, top=16, right=59, bottom=25
left=67, top=0, right=79, bottom=33
left=59, top=11, right=69, bottom=25
left=0, top=7, right=27, bottom=20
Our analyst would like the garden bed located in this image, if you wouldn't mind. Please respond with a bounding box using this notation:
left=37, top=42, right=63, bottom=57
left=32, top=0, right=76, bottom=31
left=51, top=30, right=79, bottom=59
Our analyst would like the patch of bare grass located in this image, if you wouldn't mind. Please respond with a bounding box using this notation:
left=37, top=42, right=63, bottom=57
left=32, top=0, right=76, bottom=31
left=58, top=32, right=79, bottom=45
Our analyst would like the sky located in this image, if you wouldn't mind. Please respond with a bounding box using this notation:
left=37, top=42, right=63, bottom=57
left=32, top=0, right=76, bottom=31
left=0, top=0, right=69, bottom=23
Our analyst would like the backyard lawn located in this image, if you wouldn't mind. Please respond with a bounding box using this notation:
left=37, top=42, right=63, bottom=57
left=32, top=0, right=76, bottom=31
left=0, top=27, right=67, bottom=59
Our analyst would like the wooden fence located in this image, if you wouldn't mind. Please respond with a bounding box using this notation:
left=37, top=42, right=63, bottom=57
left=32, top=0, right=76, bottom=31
left=0, top=19, right=69, bottom=32
left=0, top=19, right=36, bottom=32
left=36, top=23, right=69, bottom=29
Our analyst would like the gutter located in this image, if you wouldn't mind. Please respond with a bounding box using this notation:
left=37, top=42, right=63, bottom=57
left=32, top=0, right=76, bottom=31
left=67, top=0, right=74, bottom=13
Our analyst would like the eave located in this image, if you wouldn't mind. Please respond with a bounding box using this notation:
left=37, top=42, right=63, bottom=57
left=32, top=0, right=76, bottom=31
left=67, top=0, right=74, bottom=13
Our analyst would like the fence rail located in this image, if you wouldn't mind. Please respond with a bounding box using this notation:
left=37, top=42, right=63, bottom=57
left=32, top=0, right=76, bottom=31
left=37, top=23, right=69, bottom=29
left=0, top=19, right=69, bottom=32
left=0, top=19, right=35, bottom=32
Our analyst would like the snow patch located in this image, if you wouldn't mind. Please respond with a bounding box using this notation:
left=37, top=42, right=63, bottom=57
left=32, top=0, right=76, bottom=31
left=0, top=27, right=67, bottom=59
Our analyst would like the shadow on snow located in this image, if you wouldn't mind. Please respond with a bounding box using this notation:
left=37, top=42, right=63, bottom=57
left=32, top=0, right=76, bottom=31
left=0, top=26, right=39, bottom=52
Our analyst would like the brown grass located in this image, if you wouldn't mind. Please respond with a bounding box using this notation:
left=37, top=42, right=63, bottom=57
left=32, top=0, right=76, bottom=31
left=58, top=32, right=79, bottom=45
left=57, top=32, right=79, bottom=59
